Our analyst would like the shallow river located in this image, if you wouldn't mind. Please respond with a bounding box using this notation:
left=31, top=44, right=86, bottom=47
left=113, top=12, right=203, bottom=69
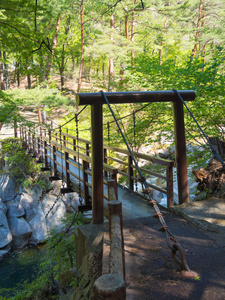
left=0, top=247, right=43, bottom=298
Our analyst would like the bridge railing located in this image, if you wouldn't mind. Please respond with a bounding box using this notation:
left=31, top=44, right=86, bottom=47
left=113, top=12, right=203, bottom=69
left=19, top=126, right=118, bottom=211
left=103, top=144, right=174, bottom=207
left=20, top=125, right=175, bottom=208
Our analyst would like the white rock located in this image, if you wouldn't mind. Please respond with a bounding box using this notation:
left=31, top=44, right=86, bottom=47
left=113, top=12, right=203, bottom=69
left=0, top=210, right=12, bottom=248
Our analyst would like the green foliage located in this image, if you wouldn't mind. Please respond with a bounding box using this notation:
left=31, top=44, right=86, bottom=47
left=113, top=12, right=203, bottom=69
left=7, top=87, right=72, bottom=108
left=1, top=138, right=41, bottom=185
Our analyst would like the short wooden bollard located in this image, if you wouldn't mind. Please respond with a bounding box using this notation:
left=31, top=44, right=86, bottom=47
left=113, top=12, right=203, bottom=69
left=93, top=273, right=126, bottom=300
left=93, top=200, right=126, bottom=300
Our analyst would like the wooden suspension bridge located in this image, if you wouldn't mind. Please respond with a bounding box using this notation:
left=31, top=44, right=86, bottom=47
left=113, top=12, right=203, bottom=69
left=18, top=90, right=195, bottom=224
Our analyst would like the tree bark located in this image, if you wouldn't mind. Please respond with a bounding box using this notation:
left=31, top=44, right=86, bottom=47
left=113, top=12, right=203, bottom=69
left=77, top=0, right=84, bottom=93
left=46, top=16, right=61, bottom=79
left=3, top=51, right=10, bottom=90
left=0, top=51, right=5, bottom=90
left=191, top=0, right=204, bottom=57
left=108, top=14, right=115, bottom=92
left=131, top=0, right=137, bottom=67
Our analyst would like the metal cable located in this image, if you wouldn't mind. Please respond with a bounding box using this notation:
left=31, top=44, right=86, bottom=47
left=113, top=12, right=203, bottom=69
left=100, top=89, right=191, bottom=272
left=173, top=89, right=225, bottom=168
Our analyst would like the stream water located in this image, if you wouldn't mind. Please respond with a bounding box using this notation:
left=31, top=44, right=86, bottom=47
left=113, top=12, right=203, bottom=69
left=0, top=247, right=44, bottom=298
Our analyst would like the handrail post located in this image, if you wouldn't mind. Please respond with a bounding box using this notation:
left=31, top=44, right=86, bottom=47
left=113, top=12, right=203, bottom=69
left=86, top=142, right=90, bottom=168
left=82, top=160, right=89, bottom=205
left=53, top=145, right=57, bottom=176
left=128, top=155, right=134, bottom=191
left=91, top=101, right=103, bottom=224
left=173, top=100, right=189, bottom=204
left=63, top=133, right=66, bottom=147
left=64, top=151, right=71, bottom=188
left=166, top=165, right=174, bottom=208
left=104, top=148, right=108, bottom=178
left=44, top=140, right=48, bottom=168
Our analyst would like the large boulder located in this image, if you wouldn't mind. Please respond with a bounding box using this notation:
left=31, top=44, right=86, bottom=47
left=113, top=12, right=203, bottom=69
left=42, top=194, right=67, bottom=231
left=8, top=217, right=32, bottom=249
left=0, top=210, right=12, bottom=248
left=0, top=199, right=7, bottom=215
left=63, top=192, right=80, bottom=213
left=29, top=204, right=48, bottom=244
left=20, top=192, right=38, bottom=222
left=7, top=202, right=25, bottom=218
left=0, top=174, right=17, bottom=202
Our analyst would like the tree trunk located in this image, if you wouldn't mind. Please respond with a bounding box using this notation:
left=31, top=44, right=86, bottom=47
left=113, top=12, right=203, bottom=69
left=3, top=51, right=10, bottom=90
left=46, top=16, right=61, bottom=79
left=77, top=0, right=84, bottom=93
left=0, top=51, right=5, bottom=90
left=15, top=62, right=20, bottom=88
left=108, top=14, right=115, bottom=92
left=191, top=0, right=204, bottom=57
left=131, top=0, right=137, bottom=67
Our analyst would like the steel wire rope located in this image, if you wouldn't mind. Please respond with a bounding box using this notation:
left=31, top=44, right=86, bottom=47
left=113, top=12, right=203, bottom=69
left=103, top=102, right=152, bottom=128
left=100, top=90, right=191, bottom=272
left=49, top=105, right=88, bottom=132
left=173, top=89, right=225, bottom=168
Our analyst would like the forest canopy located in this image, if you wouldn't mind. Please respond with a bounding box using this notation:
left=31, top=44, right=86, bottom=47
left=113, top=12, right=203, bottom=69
left=0, top=0, right=224, bottom=151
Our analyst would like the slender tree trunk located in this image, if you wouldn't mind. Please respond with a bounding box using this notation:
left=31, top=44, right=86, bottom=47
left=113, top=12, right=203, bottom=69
left=77, top=0, right=84, bottom=93
left=131, top=0, right=137, bottom=67
left=26, top=60, right=31, bottom=89
left=108, top=14, right=115, bottom=91
left=3, top=51, right=10, bottom=90
left=15, top=62, right=20, bottom=88
left=125, top=14, right=129, bottom=40
left=191, top=0, right=204, bottom=57
left=0, top=51, right=5, bottom=90
left=60, top=45, right=65, bottom=91
left=46, top=17, right=61, bottom=79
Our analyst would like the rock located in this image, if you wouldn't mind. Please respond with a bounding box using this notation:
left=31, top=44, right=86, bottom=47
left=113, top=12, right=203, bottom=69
left=29, top=204, right=48, bottom=244
left=0, top=210, right=12, bottom=248
left=7, top=202, right=25, bottom=218
left=0, top=199, right=7, bottom=214
left=63, top=192, right=80, bottom=213
left=20, top=192, right=38, bottom=222
left=42, top=194, right=67, bottom=231
left=0, top=244, right=11, bottom=260
left=8, top=217, right=32, bottom=249
left=0, top=174, right=17, bottom=202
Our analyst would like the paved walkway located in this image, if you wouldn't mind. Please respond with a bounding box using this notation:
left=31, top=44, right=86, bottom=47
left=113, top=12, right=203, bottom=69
left=116, top=191, right=225, bottom=299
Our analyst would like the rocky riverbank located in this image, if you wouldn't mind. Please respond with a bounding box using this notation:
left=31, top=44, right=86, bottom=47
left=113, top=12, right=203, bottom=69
left=0, top=173, right=81, bottom=259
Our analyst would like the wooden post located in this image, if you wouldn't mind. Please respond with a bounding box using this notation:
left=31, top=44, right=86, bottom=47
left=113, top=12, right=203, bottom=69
left=44, top=140, right=48, bottom=168
left=64, top=151, right=70, bottom=188
left=82, top=160, right=89, bottom=205
left=166, top=165, right=174, bottom=208
left=128, top=155, right=134, bottom=191
left=173, top=99, right=189, bottom=204
left=104, top=148, right=108, bottom=178
left=53, top=145, right=57, bottom=176
left=91, top=101, right=103, bottom=224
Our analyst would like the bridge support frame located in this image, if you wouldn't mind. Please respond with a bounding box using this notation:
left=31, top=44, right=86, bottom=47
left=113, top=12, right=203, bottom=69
left=76, top=90, right=195, bottom=224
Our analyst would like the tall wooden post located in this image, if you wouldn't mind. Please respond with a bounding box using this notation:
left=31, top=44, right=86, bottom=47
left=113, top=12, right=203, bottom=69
left=173, top=99, right=189, bottom=204
left=91, top=101, right=103, bottom=224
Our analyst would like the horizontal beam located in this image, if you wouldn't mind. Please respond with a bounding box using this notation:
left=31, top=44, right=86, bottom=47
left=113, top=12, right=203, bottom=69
left=76, top=90, right=195, bottom=105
